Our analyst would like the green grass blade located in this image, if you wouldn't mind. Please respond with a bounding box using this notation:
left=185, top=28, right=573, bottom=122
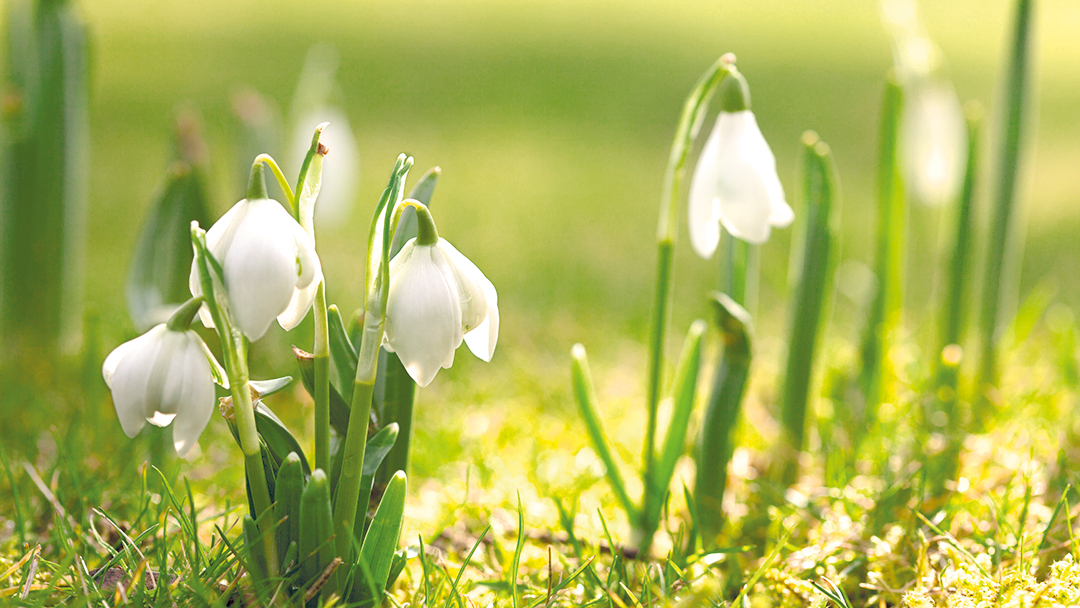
left=696, top=294, right=753, bottom=549
left=510, top=493, right=526, bottom=608
left=645, top=320, right=706, bottom=548
left=355, top=471, right=407, bottom=603
left=857, top=72, right=904, bottom=439
left=778, top=133, right=840, bottom=487
left=571, top=344, right=636, bottom=520
left=977, top=0, right=1036, bottom=405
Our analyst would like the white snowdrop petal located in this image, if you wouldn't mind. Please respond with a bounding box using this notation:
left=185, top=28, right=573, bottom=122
left=385, top=246, right=462, bottom=387
left=464, top=276, right=499, bottom=362
left=436, top=240, right=489, bottom=333
left=687, top=116, right=725, bottom=259
left=715, top=153, right=774, bottom=244
left=220, top=200, right=302, bottom=341
left=108, top=326, right=168, bottom=438
left=170, top=336, right=216, bottom=458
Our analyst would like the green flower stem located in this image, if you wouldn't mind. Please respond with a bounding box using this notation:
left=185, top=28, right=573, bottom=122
left=859, top=73, right=905, bottom=427
left=253, top=153, right=296, bottom=211
left=696, top=295, right=752, bottom=548
left=722, top=239, right=757, bottom=312
left=647, top=55, right=733, bottom=509
left=977, top=0, right=1034, bottom=405
left=314, top=282, right=330, bottom=473
left=332, top=155, right=412, bottom=573
left=190, top=226, right=276, bottom=576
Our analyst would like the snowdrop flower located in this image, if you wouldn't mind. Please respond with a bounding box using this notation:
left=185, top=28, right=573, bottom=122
left=102, top=324, right=220, bottom=457
left=189, top=196, right=322, bottom=341
left=383, top=209, right=498, bottom=387
left=687, top=69, right=793, bottom=257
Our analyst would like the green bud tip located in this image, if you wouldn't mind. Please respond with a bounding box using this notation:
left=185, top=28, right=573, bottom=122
left=719, top=69, right=751, bottom=113
left=246, top=161, right=269, bottom=200
left=407, top=200, right=440, bottom=246
left=166, top=296, right=205, bottom=332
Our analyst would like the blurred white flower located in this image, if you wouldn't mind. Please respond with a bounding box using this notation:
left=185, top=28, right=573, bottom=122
left=688, top=109, right=794, bottom=256
left=902, top=82, right=967, bottom=206
left=102, top=325, right=220, bottom=457
left=290, top=108, right=359, bottom=228
left=189, top=198, right=322, bottom=341
left=383, top=238, right=498, bottom=387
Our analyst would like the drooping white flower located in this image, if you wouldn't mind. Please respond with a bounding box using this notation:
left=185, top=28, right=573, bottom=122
left=687, top=109, right=793, bottom=256
left=189, top=198, right=322, bottom=341
left=102, top=325, right=221, bottom=457
left=383, top=238, right=498, bottom=387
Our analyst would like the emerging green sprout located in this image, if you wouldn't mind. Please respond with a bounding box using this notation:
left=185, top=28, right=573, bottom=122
left=101, top=321, right=222, bottom=457
left=687, top=66, right=792, bottom=254
left=384, top=202, right=499, bottom=387
left=188, top=196, right=322, bottom=341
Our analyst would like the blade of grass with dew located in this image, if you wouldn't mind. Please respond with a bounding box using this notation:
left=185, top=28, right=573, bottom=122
left=779, top=133, right=840, bottom=488
left=858, top=72, right=904, bottom=436
left=571, top=344, right=636, bottom=520
left=696, top=294, right=753, bottom=549
left=643, top=321, right=706, bottom=552
left=977, top=0, right=1036, bottom=407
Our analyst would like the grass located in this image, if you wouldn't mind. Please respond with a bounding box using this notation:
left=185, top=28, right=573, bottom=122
left=3, top=0, right=1080, bottom=605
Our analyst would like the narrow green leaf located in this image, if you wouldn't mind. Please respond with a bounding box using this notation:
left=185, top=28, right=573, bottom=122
left=510, top=493, right=526, bottom=608
left=294, top=346, right=351, bottom=435
left=859, top=73, right=905, bottom=430
left=352, top=423, right=399, bottom=538
left=570, top=344, right=636, bottom=519
left=375, top=352, right=417, bottom=487
left=649, top=321, right=707, bottom=531
left=696, top=294, right=753, bottom=549
left=249, top=376, right=293, bottom=398
left=126, top=158, right=211, bottom=331
left=274, top=453, right=304, bottom=569
left=299, top=470, right=336, bottom=595
left=779, top=133, right=840, bottom=488
left=327, top=304, right=358, bottom=403
left=253, top=402, right=310, bottom=475
left=355, top=471, right=407, bottom=603
left=242, top=516, right=269, bottom=583
left=977, top=0, right=1036, bottom=398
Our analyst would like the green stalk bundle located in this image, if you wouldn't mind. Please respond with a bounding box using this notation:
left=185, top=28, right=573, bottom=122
left=0, top=0, right=89, bottom=357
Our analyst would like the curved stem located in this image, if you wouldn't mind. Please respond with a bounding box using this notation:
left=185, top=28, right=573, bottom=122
left=254, top=153, right=296, bottom=211
left=644, top=56, right=731, bottom=524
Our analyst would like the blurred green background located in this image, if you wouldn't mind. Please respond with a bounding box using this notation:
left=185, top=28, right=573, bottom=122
left=46, top=0, right=1080, bottom=385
